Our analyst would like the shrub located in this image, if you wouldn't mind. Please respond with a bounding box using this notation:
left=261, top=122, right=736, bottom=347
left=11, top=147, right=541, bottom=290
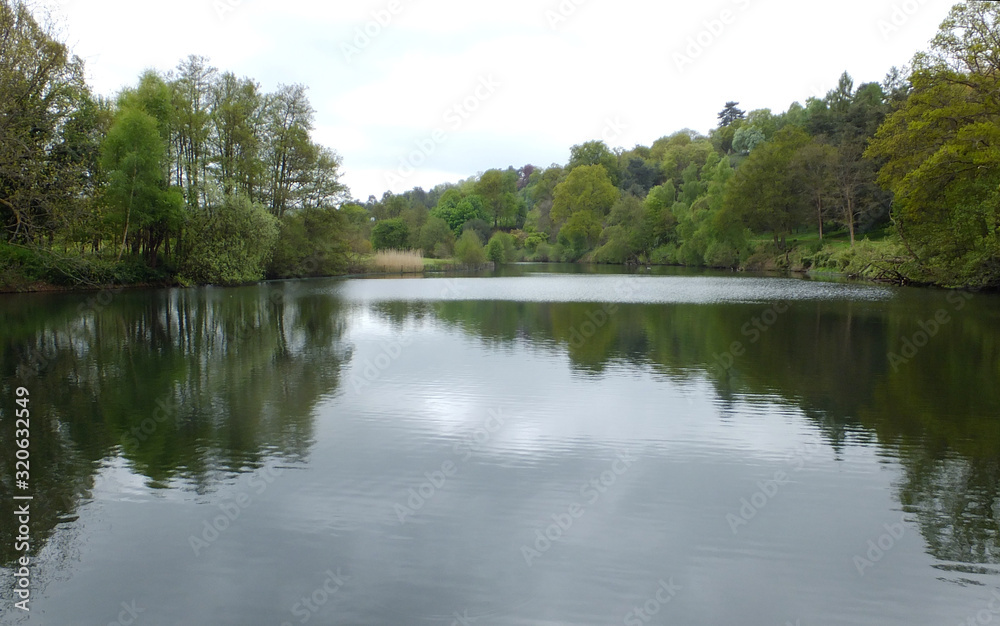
left=182, top=195, right=279, bottom=285
left=455, top=230, right=486, bottom=267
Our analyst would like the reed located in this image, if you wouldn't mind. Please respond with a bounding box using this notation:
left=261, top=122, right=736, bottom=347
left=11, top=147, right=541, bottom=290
left=372, top=249, right=424, bottom=273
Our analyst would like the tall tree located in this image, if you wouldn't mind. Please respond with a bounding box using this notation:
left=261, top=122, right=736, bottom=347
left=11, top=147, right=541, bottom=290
left=551, top=164, right=619, bottom=226
left=717, top=101, right=745, bottom=127
left=867, top=0, right=1000, bottom=287
left=791, top=141, right=838, bottom=241
left=101, top=107, right=183, bottom=264
left=0, top=0, right=89, bottom=244
left=475, top=169, right=519, bottom=229
left=723, top=126, right=810, bottom=249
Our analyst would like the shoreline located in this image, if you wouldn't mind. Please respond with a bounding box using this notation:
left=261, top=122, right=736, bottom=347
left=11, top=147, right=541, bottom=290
left=1, top=262, right=978, bottom=297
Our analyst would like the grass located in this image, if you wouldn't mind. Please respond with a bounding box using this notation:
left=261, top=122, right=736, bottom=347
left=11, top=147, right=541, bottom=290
left=371, top=249, right=425, bottom=273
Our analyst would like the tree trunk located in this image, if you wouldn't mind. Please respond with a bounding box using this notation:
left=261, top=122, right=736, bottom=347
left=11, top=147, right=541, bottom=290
left=817, top=195, right=824, bottom=242
left=846, top=196, right=855, bottom=247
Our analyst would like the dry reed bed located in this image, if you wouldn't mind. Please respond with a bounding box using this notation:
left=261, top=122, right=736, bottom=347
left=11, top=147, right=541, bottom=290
left=372, top=249, right=424, bottom=273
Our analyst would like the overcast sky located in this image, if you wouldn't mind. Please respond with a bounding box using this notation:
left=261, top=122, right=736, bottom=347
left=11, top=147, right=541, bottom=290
left=42, top=0, right=956, bottom=201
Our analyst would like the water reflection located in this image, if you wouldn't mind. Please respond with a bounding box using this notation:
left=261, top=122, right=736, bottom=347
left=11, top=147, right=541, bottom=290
left=0, top=270, right=997, bottom=624
left=0, top=282, right=351, bottom=566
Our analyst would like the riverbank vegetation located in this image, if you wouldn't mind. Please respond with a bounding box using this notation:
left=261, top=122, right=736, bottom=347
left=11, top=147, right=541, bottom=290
left=2, top=0, right=998, bottom=291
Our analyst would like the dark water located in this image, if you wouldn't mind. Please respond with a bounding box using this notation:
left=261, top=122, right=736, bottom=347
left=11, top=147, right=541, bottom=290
left=1, top=265, right=998, bottom=625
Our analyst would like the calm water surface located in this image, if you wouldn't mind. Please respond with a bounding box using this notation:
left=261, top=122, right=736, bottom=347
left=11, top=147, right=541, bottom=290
left=1, top=265, right=998, bottom=625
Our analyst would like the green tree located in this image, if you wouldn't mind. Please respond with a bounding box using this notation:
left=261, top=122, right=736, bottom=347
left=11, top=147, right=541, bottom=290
left=475, top=169, right=519, bottom=228
left=790, top=140, right=838, bottom=240
left=454, top=229, right=486, bottom=266
left=557, top=210, right=603, bottom=260
left=269, top=205, right=351, bottom=278
left=717, top=101, right=745, bottom=127
left=485, top=232, right=515, bottom=264
left=723, top=126, right=810, bottom=249
left=182, top=194, right=279, bottom=284
left=867, top=0, right=1000, bottom=287
left=732, top=126, right=765, bottom=155
left=418, top=216, right=455, bottom=258
left=568, top=140, right=620, bottom=185
left=551, top=164, right=619, bottom=225
left=0, top=0, right=90, bottom=244
left=371, top=218, right=410, bottom=251
left=102, top=107, right=183, bottom=264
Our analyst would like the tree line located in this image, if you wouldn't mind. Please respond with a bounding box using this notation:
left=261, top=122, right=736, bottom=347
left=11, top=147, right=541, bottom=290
left=358, top=1, right=999, bottom=288
left=2, top=0, right=998, bottom=289
left=1, top=0, right=358, bottom=288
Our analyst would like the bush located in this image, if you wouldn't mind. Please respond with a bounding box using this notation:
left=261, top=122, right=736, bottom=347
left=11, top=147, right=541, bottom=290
left=269, top=205, right=352, bottom=279
left=703, top=241, right=740, bottom=268
left=455, top=230, right=486, bottom=267
left=182, top=195, right=279, bottom=285
left=418, top=216, right=455, bottom=258
left=650, top=244, right=677, bottom=265
left=485, top=232, right=515, bottom=264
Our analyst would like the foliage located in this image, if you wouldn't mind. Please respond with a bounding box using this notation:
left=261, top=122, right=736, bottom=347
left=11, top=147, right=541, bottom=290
left=371, top=218, right=410, bottom=251
left=485, top=232, right=516, bottom=264
left=181, top=195, right=279, bottom=285
left=419, top=216, right=456, bottom=258
left=551, top=165, right=619, bottom=226
left=866, top=0, right=1000, bottom=287
left=454, top=230, right=486, bottom=267
left=268, top=205, right=351, bottom=278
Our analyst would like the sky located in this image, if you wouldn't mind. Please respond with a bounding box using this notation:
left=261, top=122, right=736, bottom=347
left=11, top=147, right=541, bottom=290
left=39, top=0, right=957, bottom=201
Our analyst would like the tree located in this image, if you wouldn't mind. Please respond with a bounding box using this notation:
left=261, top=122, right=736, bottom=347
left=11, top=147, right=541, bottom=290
left=475, top=169, right=519, bottom=228
left=371, top=218, right=409, bottom=251
left=557, top=210, right=603, bottom=260
left=790, top=141, right=838, bottom=240
left=723, top=126, right=810, bottom=249
left=182, top=194, right=278, bottom=284
left=732, top=126, right=765, bottom=155
left=210, top=72, right=267, bottom=199
left=619, top=157, right=664, bottom=196
left=551, top=164, right=619, bottom=225
left=717, top=101, right=745, bottom=127
left=568, top=140, right=619, bottom=185
left=454, top=229, right=486, bottom=266
left=102, top=107, right=183, bottom=264
left=0, top=0, right=90, bottom=244
left=866, top=0, right=1000, bottom=286
left=268, top=205, right=350, bottom=278
left=418, top=216, right=455, bottom=258
left=172, top=55, right=217, bottom=210
left=485, top=232, right=515, bottom=264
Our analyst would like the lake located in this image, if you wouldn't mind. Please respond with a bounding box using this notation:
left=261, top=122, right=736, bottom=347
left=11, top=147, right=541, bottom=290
left=1, top=265, right=998, bottom=625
